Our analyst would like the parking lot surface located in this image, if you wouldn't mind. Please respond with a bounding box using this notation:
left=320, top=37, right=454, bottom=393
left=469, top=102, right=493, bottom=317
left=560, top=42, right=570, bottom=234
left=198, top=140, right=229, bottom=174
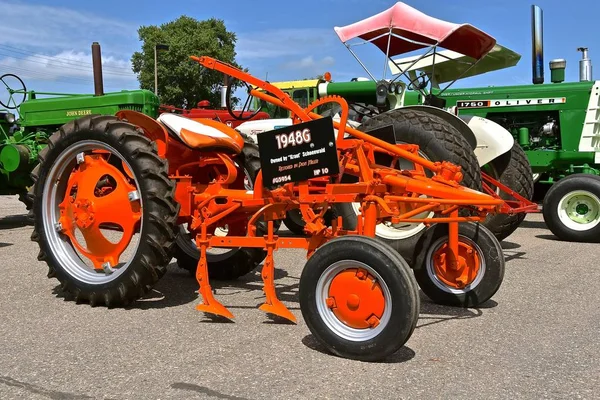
left=0, top=195, right=598, bottom=399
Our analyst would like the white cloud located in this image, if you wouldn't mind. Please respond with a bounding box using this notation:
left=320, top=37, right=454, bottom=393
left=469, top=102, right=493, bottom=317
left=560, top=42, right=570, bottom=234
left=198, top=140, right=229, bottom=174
left=0, top=1, right=136, bottom=53
left=0, top=50, right=137, bottom=90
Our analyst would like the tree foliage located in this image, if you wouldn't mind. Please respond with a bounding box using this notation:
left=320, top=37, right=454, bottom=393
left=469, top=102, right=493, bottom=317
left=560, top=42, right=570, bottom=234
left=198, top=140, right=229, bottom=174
left=131, top=16, right=242, bottom=108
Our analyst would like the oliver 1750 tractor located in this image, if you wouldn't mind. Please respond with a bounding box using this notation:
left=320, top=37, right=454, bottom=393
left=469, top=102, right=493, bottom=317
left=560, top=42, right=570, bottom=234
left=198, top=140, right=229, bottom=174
left=226, top=2, right=536, bottom=264
left=394, top=5, right=600, bottom=242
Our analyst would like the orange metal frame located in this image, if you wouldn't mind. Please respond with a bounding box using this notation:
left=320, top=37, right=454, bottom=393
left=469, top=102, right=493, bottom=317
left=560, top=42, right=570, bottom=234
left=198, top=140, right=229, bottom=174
left=117, top=56, right=506, bottom=322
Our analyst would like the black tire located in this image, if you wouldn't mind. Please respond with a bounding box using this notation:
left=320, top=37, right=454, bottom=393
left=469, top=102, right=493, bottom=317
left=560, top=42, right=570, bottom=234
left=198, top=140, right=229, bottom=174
left=542, top=173, right=600, bottom=243
left=283, top=208, right=335, bottom=236
left=335, top=108, right=481, bottom=265
left=173, top=142, right=270, bottom=280
left=283, top=209, right=307, bottom=235
left=412, top=222, right=505, bottom=307
left=29, top=115, right=179, bottom=307
left=482, top=143, right=534, bottom=241
left=299, top=235, right=420, bottom=361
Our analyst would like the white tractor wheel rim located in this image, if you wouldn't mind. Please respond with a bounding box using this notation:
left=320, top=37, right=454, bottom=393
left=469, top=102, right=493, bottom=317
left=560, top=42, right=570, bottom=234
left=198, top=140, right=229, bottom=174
left=352, top=144, right=433, bottom=240
left=557, top=190, right=600, bottom=231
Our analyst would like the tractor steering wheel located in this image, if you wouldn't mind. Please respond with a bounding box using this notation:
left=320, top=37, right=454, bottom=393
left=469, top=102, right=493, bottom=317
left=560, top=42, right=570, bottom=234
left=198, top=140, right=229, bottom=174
left=0, top=74, right=27, bottom=109
left=225, top=79, right=261, bottom=121
left=407, top=73, right=430, bottom=92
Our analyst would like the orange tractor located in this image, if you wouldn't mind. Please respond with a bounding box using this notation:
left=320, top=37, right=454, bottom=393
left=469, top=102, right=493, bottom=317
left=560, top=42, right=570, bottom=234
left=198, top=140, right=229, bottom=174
left=29, top=55, right=505, bottom=361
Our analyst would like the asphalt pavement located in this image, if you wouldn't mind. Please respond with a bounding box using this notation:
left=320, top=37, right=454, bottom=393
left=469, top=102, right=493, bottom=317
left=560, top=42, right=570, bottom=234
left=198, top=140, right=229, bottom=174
left=0, top=194, right=598, bottom=400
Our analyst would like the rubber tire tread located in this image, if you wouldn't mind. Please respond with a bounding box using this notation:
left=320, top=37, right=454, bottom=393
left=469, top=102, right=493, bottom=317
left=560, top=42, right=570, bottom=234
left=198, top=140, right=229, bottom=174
left=542, top=173, right=600, bottom=243
left=412, top=222, right=505, bottom=307
left=482, top=143, right=534, bottom=242
left=29, top=114, right=179, bottom=307
left=173, top=141, right=268, bottom=280
left=299, top=235, right=420, bottom=362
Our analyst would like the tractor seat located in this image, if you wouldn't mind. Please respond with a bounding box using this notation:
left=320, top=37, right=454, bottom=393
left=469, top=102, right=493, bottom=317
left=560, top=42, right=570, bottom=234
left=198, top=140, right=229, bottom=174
left=157, top=113, right=244, bottom=153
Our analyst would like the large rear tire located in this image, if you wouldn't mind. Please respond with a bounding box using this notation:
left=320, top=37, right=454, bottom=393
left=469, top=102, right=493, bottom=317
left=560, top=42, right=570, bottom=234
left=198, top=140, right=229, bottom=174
left=482, top=143, right=534, bottom=242
left=29, top=115, right=179, bottom=307
left=335, top=109, right=482, bottom=265
left=299, top=235, right=420, bottom=361
left=173, top=142, right=271, bottom=280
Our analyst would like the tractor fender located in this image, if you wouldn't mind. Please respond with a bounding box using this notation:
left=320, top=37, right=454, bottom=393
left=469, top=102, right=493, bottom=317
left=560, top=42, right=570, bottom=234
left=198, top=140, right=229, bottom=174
left=459, top=115, right=514, bottom=167
left=396, top=105, right=477, bottom=150
left=235, top=118, right=293, bottom=142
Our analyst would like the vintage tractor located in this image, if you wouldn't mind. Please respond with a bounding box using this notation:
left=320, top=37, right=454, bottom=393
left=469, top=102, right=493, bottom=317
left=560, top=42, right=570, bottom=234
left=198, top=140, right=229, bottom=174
left=396, top=5, right=600, bottom=242
left=0, top=44, right=160, bottom=211
left=29, top=54, right=506, bottom=361
left=226, top=2, right=535, bottom=258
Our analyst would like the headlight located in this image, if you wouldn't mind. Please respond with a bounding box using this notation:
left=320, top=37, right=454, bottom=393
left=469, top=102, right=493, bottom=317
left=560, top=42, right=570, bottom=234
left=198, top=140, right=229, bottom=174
left=388, top=83, right=396, bottom=93
left=5, top=113, right=15, bottom=124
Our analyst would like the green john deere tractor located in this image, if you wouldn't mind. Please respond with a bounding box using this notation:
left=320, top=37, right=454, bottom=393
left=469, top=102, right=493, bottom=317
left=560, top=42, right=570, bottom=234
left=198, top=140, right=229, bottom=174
left=0, top=43, right=159, bottom=211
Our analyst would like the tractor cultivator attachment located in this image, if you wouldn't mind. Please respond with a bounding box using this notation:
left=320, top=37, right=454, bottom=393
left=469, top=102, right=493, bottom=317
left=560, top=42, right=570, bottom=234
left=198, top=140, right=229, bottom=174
left=30, top=55, right=506, bottom=362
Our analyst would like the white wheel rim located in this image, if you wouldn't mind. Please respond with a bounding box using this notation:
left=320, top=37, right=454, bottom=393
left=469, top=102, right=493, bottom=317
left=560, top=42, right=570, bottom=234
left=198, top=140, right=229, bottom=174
left=351, top=199, right=432, bottom=240
left=557, top=190, right=600, bottom=231
left=352, top=144, right=433, bottom=240
left=315, top=260, right=392, bottom=342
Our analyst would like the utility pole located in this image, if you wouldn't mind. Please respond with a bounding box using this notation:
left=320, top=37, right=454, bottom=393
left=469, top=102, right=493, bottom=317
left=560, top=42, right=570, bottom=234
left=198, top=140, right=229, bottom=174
left=154, top=43, right=170, bottom=96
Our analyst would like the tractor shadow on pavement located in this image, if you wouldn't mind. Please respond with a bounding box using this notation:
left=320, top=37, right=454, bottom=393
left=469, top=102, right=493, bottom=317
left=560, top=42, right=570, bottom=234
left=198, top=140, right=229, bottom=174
left=301, top=334, right=417, bottom=364
left=501, top=240, right=527, bottom=263
left=518, top=219, right=548, bottom=230
left=0, top=213, right=31, bottom=229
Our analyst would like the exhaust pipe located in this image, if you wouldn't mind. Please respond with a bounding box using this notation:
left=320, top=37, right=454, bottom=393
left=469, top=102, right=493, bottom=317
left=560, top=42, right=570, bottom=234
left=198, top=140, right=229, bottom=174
left=220, top=75, right=228, bottom=108
left=577, top=47, right=593, bottom=81
left=91, top=42, right=104, bottom=96
left=531, top=5, right=544, bottom=84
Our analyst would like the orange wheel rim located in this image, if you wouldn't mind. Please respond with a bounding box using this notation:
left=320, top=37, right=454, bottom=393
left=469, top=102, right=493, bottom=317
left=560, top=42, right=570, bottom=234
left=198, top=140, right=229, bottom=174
left=57, top=154, right=141, bottom=270
left=431, top=239, right=481, bottom=290
left=327, top=267, right=386, bottom=329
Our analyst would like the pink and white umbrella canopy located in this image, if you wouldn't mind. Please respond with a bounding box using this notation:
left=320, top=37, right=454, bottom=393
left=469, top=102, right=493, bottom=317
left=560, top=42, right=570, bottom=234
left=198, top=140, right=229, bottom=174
left=334, top=2, right=496, bottom=60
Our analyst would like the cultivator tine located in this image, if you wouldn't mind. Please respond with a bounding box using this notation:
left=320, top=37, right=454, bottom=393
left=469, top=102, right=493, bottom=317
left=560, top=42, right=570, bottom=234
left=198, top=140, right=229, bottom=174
left=258, top=221, right=296, bottom=323
left=195, top=235, right=234, bottom=320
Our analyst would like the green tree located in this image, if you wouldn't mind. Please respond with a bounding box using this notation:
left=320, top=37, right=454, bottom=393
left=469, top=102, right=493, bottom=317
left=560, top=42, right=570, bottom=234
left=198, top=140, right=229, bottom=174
left=131, top=16, right=242, bottom=108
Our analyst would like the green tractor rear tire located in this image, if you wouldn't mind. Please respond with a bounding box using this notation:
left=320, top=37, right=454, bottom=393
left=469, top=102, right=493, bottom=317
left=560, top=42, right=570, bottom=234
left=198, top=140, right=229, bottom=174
left=481, top=143, right=534, bottom=242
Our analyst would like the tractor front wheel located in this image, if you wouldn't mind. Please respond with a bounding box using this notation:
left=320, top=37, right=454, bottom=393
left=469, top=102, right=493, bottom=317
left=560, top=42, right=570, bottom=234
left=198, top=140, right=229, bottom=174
left=29, top=115, right=179, bottom=307
left=542, top=173, right=600, bottom=242
left=299, top=235, right=420, bottom=361
left=412, top=222, right=505, bottom=307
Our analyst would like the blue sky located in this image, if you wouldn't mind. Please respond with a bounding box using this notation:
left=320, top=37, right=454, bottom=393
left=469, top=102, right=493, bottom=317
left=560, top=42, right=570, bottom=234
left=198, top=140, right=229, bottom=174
left=1, top=0, right=598, bottom=106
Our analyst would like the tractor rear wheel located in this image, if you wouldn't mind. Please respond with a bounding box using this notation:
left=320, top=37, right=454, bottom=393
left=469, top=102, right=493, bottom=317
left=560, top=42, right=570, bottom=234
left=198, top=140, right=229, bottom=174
left=412, top=222, right=505, bottom=307
left=542, top=173, right=600, bottom=242
left=481, top=143, right=534, bottom=242
left=173, top=142, right=272, bottom=280
left=29, top=115, right=179, bottom=307
left=335, top=108, right=482, bottom=265
left=299, top=235, right=419, bottom=361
